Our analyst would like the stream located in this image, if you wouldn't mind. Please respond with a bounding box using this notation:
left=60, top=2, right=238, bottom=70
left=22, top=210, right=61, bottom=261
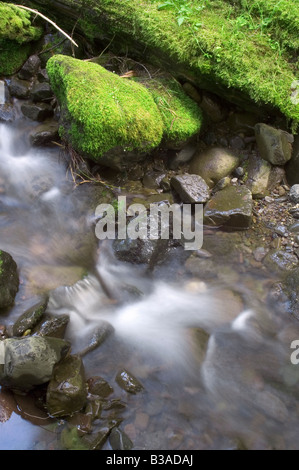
left=1, top=119, right=299, bottom=450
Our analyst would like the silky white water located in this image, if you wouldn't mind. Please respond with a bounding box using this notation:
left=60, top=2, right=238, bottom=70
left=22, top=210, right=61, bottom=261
left=1, top=121, right=299, bottom=449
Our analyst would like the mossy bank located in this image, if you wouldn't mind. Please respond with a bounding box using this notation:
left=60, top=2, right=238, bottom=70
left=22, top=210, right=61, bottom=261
left=14, top=0, right=299, bottom=131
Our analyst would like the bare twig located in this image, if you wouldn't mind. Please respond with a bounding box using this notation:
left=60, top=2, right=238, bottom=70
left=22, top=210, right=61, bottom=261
left=15, top=4, right=79, bottom=47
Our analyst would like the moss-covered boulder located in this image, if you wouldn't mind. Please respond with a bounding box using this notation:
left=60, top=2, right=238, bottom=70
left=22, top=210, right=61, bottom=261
left=46, top=55, right=202, bottom=168
left=0, top=2, right=43, bottom=76
left=0, top=250, right=19, bottom=308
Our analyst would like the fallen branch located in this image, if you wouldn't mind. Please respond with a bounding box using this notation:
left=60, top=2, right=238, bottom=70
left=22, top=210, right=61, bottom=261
left=15, top=4, right=79, bottom=48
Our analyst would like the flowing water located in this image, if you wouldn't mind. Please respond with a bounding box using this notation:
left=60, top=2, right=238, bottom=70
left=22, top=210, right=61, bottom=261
left=1, top=120, right=299, bottom=450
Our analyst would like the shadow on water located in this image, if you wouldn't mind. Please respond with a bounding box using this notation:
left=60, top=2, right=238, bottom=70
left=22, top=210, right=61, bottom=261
left=1, top=121, right=299, bottom=450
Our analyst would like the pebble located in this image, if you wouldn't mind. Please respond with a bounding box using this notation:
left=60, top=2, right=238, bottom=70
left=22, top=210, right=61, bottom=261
left=135, top=412, right=149, bottom=430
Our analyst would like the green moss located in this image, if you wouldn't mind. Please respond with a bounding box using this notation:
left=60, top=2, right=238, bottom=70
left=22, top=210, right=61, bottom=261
left=46, top=55, right=164, bottom=161
left=0, top=2, right=42, bottom=43
left=72, top=0, right=299, bottom=130
left=137, top=76, right=203, bottom=146
left=0, top=2, right=43, bottom=76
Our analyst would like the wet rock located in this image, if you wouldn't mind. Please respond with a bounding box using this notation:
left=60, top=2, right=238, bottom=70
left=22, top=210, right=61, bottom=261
left=33, top=313, right=69, bottom=338
left=263, top=250, right=299, bottom=274
left=289, top=185, right=299, bottom=204
left=189, top=147, right=239, bottom=188
left=0, top=103, right=16, bottom=123
left=81, top=422, right=118, bottom=450
left=142, top=171, right=165, bottom=189
left=21, top=102, right=53, bottom=121
left=113, top=237, right=157, bottom=264
left=170, top=174, right=210, bottom=203
left=30, top=82, right=53, bottom=102
left=109, top=427, right=133, bottom=450
left=37, top=69, right=49, bottom=83
left=274, top=225, right=288, bottom=237
left=46, top=355, right=87, bottom=417
left=12, top=297, right=48, bottom=336
left=286, top=135, right=299, bottom=185
left=168, top=143, right=197, bottom=170
left=29, top=120, right=59, bottom=146
left=87, top=376, right=114, bottom=398
left=255, top=123, right=293, bottom=165
left=79, top=321, right=114, bottom=357
left=0, top=251, right=19, bottom=309
left=115, top=369, right=144, bottom=394
left=18, top=55, right=41, bottom=80
left=8, top=77, right=31, bottom=99
left=203, top=185, right=252, bottom=229
left=245, top=154, right=271, bottom=199
left=0, top=336, right=70, bottom=391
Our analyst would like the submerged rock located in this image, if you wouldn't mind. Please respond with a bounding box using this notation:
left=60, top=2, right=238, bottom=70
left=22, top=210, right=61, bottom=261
left=189, top=147, right=239, bottom=188
left=0, top=336, right=70, bottom=391
left=203, top=185, right=252, bottom=229
left=12, top=297, right=48, bottom=336
left=115, top=369, right=144, bottom=394
left=46, top=355, right=87, bottom=417
left=0, top=250, right=19, bottom=309
left=255, top=123, right=293, bottom=165
left=109, top=427, right=133, bottom=450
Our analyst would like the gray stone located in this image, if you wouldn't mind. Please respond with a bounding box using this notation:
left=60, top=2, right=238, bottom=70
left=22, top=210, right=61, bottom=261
left=289, top=185, right=299, bottom=203
left=245, top=154, right=272, bottom=199
left=170, top=174, right=210, bottom=203
left=189, top=147, right=239, bottom=188
left=199, top=92, right=226, bottom=123
left=0, top=336, right=70, bottom=391
left=203, top=185, right=252, bottom=229
left=18, top=55, right=41, bottom=80
left=0, top=251, right=19, bottom=309
left=21, top=102, right=53, bottom=121
left=109, top=428, right=133, bottom=450
left=8, top=77, right=31, bottom=99
left=142, top=171, right=165, bottom=189
left=46, top=355, right=87, bottom=417
left=30, top=82, right=53, bottom=102
left=255, top=123, right=293, bottom=165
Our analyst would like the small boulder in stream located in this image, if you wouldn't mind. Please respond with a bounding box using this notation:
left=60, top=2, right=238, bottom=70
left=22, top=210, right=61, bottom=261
left=0, top=336, right=70, bottom=391
left=189, top=147, right=239, bottom=188
left=46, top=354, right=87, bottom=417
left=203, top=185, right=253, bottom=229
left=170, top=174, right=210, bottom=203
left=0, top=250, right=19, bottom=309
left=255, top=123, right=293, bottom=165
